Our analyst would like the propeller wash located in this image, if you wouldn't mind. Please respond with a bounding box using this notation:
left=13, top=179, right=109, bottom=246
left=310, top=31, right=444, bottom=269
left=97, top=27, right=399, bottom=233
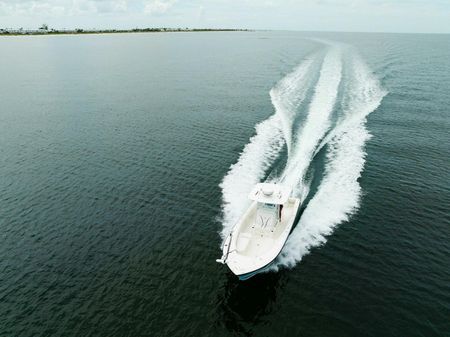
left=218, top=40, right=387, bottom=279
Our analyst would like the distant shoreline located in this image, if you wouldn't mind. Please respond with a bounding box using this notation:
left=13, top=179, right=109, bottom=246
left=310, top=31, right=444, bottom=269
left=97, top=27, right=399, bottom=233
left=0, top=28, right=250, bottom=36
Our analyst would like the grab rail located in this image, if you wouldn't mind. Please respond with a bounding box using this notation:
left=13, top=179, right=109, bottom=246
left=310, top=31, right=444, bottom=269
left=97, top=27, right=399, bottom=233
left=216, top=232, right=233, bottom=264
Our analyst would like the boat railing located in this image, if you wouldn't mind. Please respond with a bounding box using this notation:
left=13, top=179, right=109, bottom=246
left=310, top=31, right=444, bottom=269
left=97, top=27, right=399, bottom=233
left=216, top=232, right=233, bottom=264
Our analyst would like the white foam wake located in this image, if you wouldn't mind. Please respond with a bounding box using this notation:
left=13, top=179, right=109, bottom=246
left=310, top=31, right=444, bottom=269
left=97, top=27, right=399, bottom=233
left=281, top=46, right=342, bottom=199
left=219, top=57, right=316, bottom=238
left=275, top=52, right=387, bottom=268
left=270, top=58, right=315, bottom=155
left=219, top=41, right=386, bottom=272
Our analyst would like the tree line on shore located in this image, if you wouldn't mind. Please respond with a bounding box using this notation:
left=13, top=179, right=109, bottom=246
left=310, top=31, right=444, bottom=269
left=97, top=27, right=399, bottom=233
left=1, top=24, right=248, bottom=36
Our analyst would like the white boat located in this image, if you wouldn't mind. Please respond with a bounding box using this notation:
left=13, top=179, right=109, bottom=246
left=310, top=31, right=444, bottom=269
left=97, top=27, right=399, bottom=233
left=217, top=183, right=301, bottom=280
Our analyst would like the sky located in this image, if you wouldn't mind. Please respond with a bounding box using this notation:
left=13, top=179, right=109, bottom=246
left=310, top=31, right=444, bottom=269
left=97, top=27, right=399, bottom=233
left=0, top=0, right=449, bottom=33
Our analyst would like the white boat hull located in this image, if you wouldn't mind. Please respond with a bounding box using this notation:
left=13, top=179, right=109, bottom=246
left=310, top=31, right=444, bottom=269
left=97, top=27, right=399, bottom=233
left=220, top=197, right=301, bottom=280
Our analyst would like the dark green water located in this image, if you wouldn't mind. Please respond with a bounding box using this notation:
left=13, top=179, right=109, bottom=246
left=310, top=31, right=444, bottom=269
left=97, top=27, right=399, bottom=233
left=1, top=32, right=449, bottom=337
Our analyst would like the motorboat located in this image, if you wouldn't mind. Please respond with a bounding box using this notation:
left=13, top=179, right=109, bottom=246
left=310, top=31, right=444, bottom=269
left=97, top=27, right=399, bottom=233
left=217, top=183, right=301, bottom=280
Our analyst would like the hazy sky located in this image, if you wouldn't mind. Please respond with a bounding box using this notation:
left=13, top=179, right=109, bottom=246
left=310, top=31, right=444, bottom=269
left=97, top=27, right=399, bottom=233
left=0, top=0, right=449, bottom=33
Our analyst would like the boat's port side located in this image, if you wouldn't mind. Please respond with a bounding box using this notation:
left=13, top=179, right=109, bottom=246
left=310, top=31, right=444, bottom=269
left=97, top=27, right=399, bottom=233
left=218, top=183, right=301, bottom=279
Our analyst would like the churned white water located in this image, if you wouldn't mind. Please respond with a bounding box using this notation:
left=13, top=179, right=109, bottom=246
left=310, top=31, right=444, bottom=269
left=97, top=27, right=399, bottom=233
left=220, top=41, right=386, bottom=269
left=219, top=56, right=317, bottom=238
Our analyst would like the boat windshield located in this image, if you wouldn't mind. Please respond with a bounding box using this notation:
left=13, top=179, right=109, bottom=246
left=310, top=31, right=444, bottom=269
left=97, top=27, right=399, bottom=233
left=258, top=203, right=277, bottom=212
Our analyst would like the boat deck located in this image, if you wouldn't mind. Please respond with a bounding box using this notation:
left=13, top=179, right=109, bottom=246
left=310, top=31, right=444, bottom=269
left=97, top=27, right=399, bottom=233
left=235, top=198, right=298, bottom=258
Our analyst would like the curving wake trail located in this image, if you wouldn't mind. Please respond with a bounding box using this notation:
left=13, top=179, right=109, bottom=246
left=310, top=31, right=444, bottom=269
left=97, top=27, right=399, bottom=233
left=219, top=56, right=317, bottom=238
left=220, top=40, right=386, bottom=271
left=270, top=58, right=317, bottom=155
left=281, top=46, right=342, bottom=199
left=275, top=50, right=387, bottom=268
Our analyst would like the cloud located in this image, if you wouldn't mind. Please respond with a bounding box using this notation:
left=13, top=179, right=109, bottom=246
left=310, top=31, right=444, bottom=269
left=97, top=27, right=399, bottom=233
left=143, top=0, right=175, bottom=15
left=0, top=0, right=448, bottom=32
left=0, top=0, right=129, bottom=16
left=70, top=0, right=129, bottom=15
left=94, top=0, right=128, bottom=13
left=197, top=5, right=204, bottom=22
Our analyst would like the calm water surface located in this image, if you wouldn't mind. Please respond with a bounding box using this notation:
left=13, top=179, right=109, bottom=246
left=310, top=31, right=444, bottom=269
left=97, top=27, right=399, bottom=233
left=0, top=31, right=449, bottom=336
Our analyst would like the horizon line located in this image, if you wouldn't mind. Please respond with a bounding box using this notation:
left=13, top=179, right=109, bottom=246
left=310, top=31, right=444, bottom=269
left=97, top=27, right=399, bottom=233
left=1, top=27, right=449, bottom=36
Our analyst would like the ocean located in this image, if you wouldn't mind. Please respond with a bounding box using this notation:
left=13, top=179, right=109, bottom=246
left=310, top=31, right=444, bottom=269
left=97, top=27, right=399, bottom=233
left=1, top=31, right=449, bottom=336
